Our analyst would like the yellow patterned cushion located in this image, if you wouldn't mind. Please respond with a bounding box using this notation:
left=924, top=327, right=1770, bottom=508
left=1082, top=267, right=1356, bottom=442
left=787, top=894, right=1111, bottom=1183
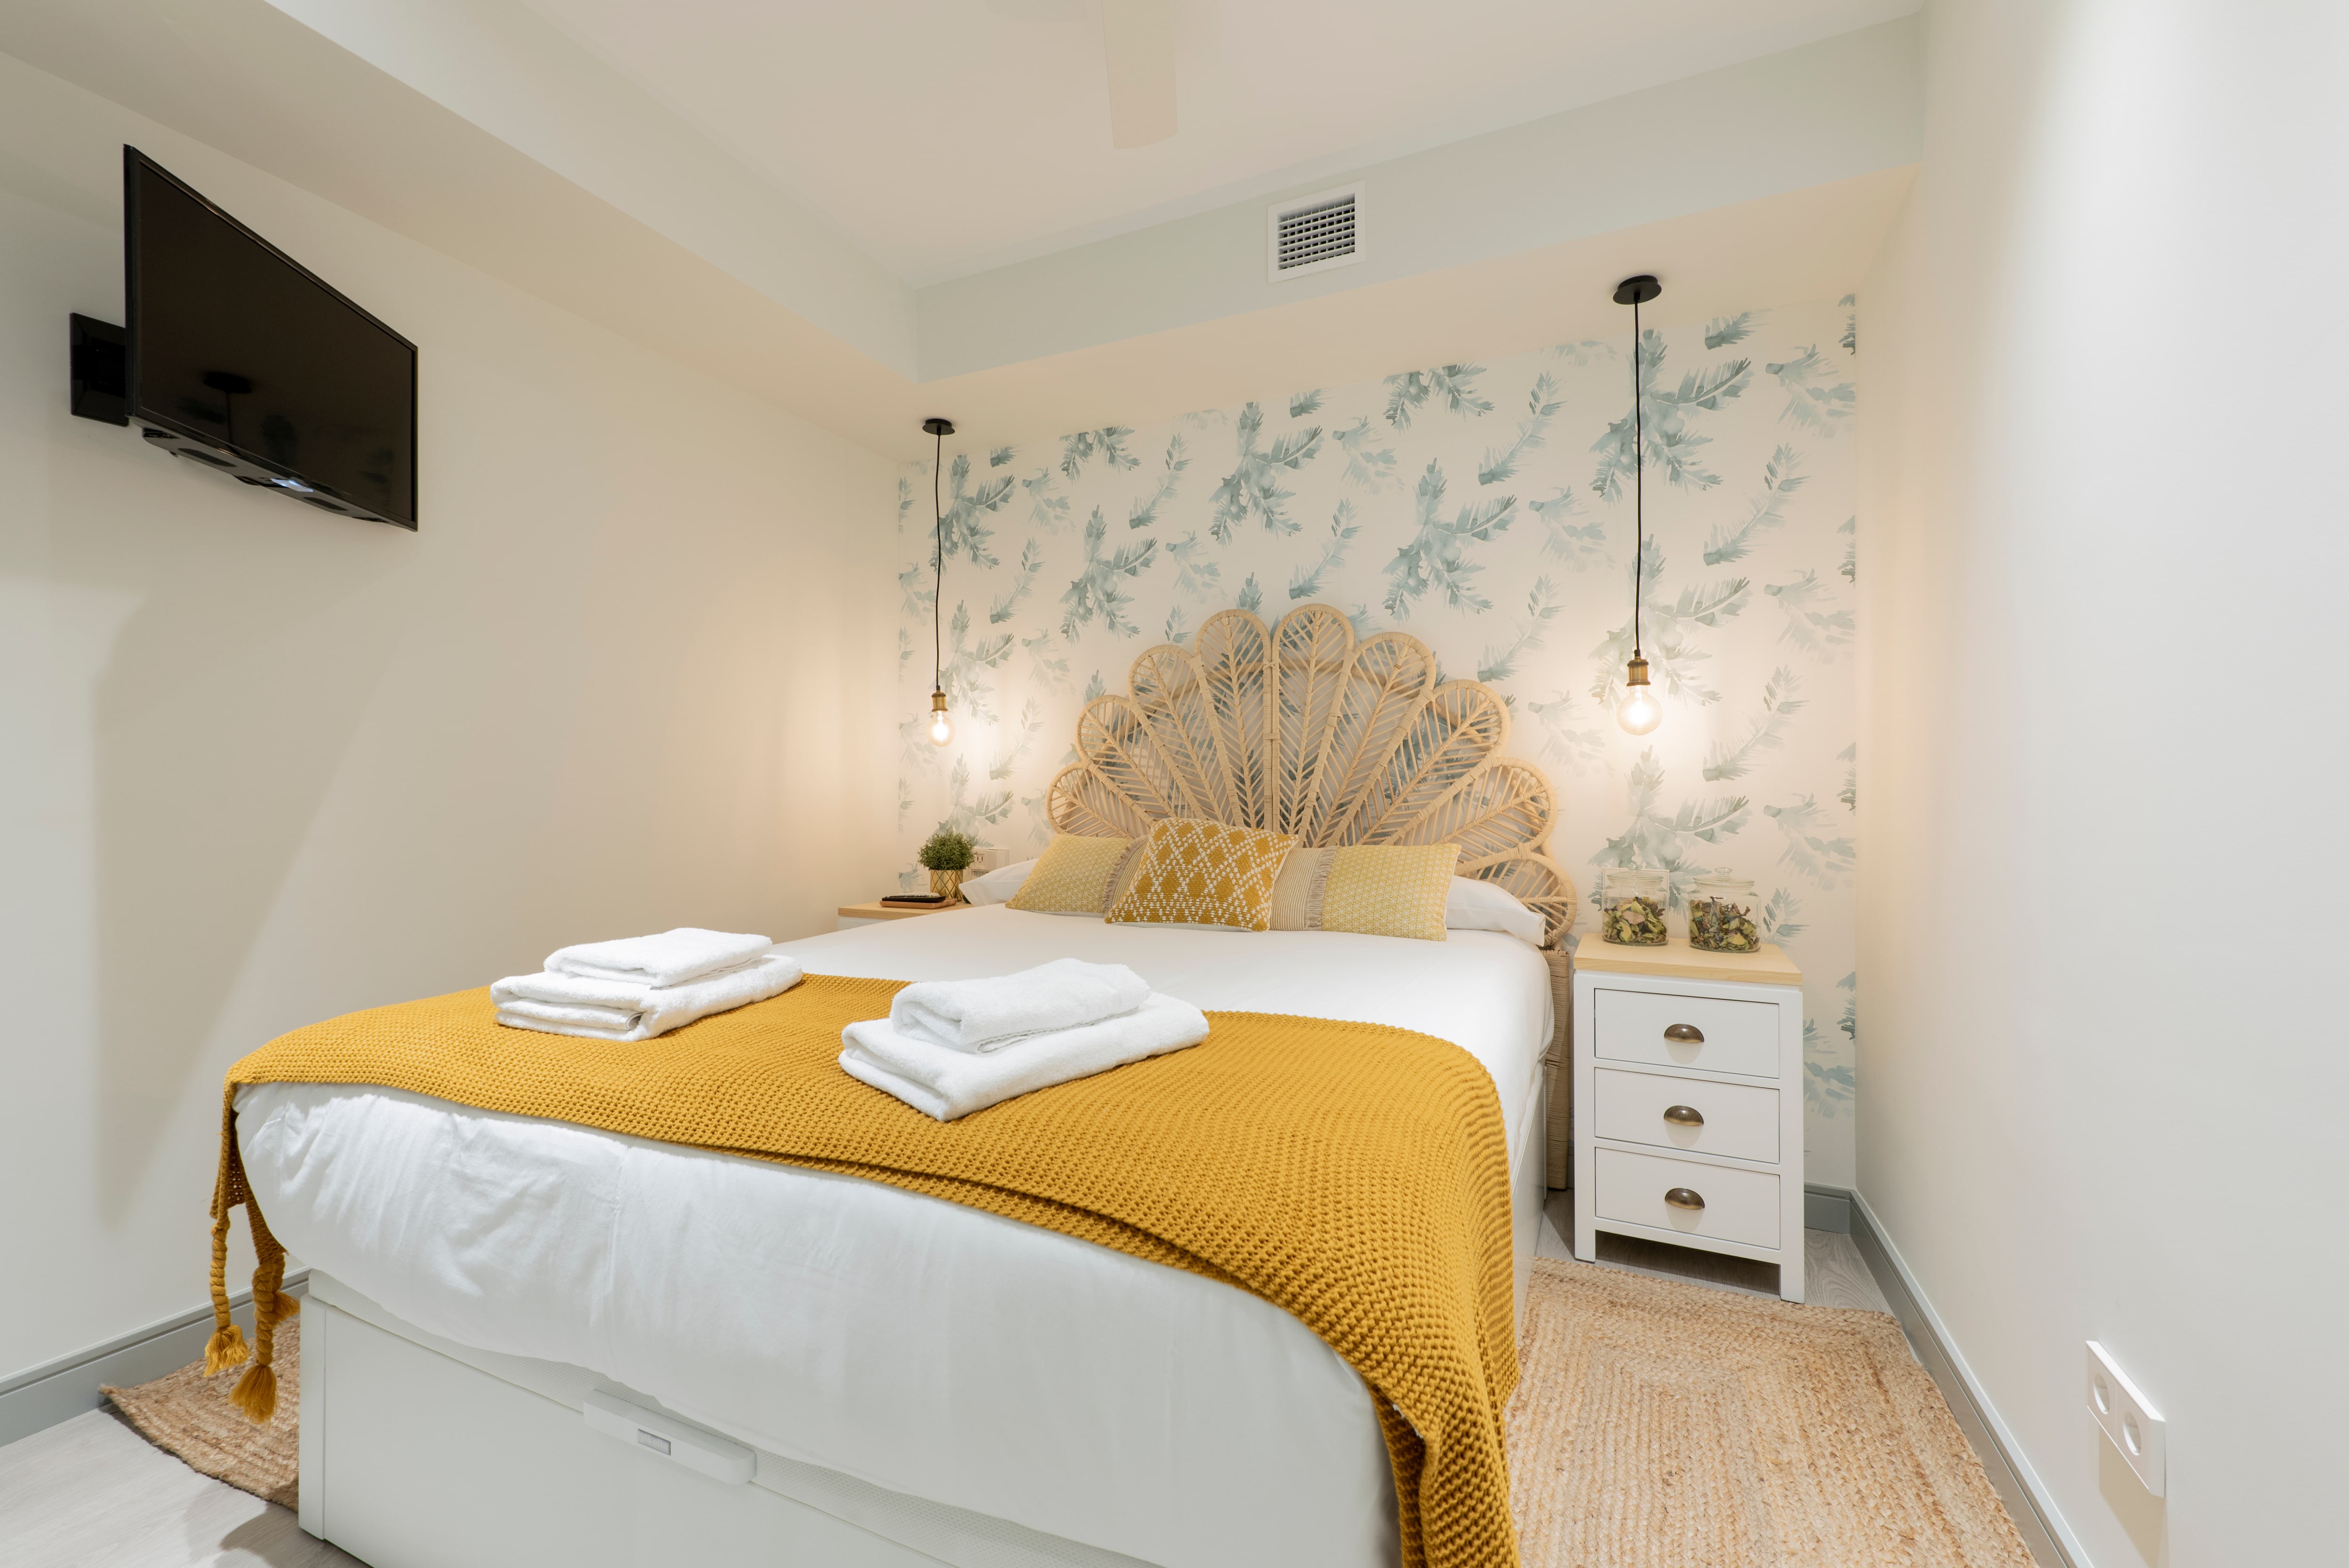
left=1105, top=818, right=1295, bottom=931
left=1006, top=833, right=1133, bottom=916
left=1316, top=843, right=1461, bottom=941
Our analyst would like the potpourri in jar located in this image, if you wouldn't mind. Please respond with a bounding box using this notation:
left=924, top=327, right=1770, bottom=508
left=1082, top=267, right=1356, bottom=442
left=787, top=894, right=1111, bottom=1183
left=1599, top=867, right=1670, bottom=946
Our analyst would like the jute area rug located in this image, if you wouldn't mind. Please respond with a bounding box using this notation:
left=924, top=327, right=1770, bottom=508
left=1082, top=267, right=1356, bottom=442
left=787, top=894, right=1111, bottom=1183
left=1507, top=1258, right=2035, bottom=1568
left=103, top=1317, right=299, bottom=1510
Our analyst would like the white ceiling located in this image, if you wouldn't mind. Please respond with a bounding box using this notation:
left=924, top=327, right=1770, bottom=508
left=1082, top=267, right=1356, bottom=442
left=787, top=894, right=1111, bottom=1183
left=1, top=0, right=1918, bottom=456
left=512, top=0, right=1919, bottom=286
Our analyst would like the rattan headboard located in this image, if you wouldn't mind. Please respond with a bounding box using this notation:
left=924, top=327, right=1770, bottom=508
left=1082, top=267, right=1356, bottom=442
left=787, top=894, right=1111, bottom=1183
left=1042, top=603, right=1578, bottom=944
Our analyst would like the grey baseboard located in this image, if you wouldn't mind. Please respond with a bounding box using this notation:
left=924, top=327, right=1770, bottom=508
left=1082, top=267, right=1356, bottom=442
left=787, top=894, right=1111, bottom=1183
left=1844, top=1194, right=2087, bottom=1568
left=0, top=1272, right=309, bottom=1450
left=1802, top=1182, right=1851, bottom=1233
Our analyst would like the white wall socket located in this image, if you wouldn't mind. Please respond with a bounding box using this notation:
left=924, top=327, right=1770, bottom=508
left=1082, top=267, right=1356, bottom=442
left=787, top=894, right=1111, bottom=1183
left=2085, top=1340, right=2166, bottom=1496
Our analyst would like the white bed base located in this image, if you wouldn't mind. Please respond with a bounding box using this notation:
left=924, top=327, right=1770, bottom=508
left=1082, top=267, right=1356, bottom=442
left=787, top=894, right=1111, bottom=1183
left=293, top=1083, right=1545, bottom=1568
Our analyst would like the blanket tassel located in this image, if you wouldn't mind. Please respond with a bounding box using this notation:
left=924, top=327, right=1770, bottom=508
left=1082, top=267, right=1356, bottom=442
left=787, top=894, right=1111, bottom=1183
left=204, top=1194, right=249, bottom=1375
left=230, top=1362, right=277, bottom=1423
left=208, top=1088, right=287, bottom=1422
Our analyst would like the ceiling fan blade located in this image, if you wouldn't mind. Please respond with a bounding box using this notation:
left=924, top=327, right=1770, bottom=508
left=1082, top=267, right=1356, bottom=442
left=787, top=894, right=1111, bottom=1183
left=1101, top=0, right=1175, bottom=149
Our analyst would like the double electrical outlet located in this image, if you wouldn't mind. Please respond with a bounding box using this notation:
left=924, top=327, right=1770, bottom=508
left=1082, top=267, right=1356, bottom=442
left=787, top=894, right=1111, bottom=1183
left=2085, top=1340, right=2166, bottom=1495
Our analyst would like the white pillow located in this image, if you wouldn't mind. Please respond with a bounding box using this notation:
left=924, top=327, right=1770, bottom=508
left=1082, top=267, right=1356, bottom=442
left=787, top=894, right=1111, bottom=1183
left=958, top=858, right=1037, bottom=906
left=1444, top=876, right=1546, bottom=947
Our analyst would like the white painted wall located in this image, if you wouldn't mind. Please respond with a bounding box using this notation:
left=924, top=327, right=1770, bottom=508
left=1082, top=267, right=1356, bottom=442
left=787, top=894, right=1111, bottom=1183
left=1855, top=2, right=2348, bottom=1564
left=0, top=52, right=899, bottom=1384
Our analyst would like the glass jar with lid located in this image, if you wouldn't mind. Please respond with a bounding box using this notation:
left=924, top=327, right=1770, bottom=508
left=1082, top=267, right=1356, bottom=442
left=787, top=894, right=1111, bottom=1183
left=1598, top=866, right=1669, bottom=945
left=1687, top=871, right=1761, bottom=953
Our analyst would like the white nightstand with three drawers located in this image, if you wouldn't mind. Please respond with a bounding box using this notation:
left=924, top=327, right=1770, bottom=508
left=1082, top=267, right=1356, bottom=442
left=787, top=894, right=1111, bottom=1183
left=1571, top=936, right=1806, bottom=1302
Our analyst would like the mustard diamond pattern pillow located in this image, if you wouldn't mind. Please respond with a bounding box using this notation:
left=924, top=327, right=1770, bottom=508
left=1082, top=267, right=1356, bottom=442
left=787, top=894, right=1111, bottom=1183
left=1007, top=833, right=1135, bottom=916
left=1106, top=818, right=1295, bottom=932
left=1317, top=843, right=1461, bottom=941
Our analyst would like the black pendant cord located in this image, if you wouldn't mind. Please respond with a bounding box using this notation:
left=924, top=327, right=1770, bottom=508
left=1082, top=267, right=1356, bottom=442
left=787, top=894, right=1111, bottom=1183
left=1632, top=292, right=1644, bottom=662
left=932, top=424, right=946, bottom=693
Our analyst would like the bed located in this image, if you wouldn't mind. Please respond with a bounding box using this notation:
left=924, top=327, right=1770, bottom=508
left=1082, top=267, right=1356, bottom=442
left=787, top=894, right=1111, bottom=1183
left=232, top=605, right=1580, bottom=1568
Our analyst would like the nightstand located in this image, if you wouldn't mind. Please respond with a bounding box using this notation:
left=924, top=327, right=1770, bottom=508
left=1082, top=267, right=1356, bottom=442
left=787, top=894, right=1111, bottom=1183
left=1571, top=935, right=1806, bottom=1302
left=835, top=900, right=976, bottom=931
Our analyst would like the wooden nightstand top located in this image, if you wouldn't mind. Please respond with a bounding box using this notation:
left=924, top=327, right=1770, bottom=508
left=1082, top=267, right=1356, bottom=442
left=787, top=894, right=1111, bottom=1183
left=837, top=899, right=975, bottom=921
left=1571, top=933, right=1802, bottom=987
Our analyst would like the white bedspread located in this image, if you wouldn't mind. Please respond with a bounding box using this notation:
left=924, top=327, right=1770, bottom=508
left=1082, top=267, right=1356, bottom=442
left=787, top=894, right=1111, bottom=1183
left=236, top=908, right=1551, bottom=1568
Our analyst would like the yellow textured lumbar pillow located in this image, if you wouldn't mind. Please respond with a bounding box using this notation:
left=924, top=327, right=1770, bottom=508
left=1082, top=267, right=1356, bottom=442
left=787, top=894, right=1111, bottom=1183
left=1006, top=833, right=1134, bottom=916
left=1276, top=842, right=1461, bottom=941
left=1267, top=848, right=1332, bottom=931
left=1106, top=818, right=1295, bottom=932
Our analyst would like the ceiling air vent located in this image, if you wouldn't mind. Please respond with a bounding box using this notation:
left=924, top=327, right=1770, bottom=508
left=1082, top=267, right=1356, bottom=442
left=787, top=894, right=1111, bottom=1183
left=1268, top=183, right=1362, bottom=283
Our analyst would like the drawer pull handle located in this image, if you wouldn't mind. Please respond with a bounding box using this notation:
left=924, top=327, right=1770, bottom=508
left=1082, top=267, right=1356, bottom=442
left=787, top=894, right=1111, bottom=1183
left=1663, top=1024, right=1705, bottom=1045
left=1664, top=1187, right=1706, bottom=1211
left=1662, top=1105, right=1705, bottom=1128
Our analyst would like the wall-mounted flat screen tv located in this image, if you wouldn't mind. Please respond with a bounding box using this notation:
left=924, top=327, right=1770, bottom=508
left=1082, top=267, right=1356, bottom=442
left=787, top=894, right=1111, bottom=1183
left=125, top=147, right=418, bottom=529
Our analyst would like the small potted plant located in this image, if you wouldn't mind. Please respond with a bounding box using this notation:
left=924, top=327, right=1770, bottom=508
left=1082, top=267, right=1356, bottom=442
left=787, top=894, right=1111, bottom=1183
left=918, top=828, right=978, bottom=903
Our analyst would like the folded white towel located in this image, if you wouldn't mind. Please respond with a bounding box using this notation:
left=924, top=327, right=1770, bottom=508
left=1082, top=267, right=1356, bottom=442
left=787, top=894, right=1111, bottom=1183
left=840, top=993, right=1209, bottom=1121
left=888, top=958, right=1151, bottom=1054
left=493, top=953, right=804, bottom=1041
left=494, top=998, right=645, bottom=1032
left=544, top=928, right=774, bottom=989
left=493, top=968, right=722, bottom=1012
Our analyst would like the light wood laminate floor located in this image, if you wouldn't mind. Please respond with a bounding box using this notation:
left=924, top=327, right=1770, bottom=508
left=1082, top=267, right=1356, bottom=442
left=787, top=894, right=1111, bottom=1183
left=0, top=1405, right=359, bottom=1568
left=4, top=1204, right=1890, bottom=1567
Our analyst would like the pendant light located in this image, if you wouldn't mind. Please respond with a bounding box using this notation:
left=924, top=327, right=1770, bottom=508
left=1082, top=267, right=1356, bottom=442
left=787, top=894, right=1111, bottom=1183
left=924, top=416, right=956, bottom=747
left=1612, top=275, right=1664, bottom=737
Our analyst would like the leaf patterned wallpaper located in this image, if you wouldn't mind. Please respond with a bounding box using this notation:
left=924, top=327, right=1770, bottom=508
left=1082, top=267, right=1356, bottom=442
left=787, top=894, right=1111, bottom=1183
left=894, top=295, right=1860, bottom=1182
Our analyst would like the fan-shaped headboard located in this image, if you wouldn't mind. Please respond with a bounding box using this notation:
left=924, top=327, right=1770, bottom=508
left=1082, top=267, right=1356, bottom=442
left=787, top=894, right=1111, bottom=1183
left=1044, top=603, right=1579, bottom=945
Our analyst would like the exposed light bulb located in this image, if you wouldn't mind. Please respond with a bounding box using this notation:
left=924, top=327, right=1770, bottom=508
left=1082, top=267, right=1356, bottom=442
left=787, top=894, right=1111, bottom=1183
left=1618, top=685, right=1662, bottom=736
left=1610, top=278, right=1665, bottom=742
left=921, top=419, right=959, bottom=752
left=1617, top=656, right=1663, bottom=736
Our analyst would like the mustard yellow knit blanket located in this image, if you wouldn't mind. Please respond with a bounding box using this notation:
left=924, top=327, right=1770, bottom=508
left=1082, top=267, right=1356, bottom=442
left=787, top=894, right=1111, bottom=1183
left=208, top=973, right=1519, bottom=1568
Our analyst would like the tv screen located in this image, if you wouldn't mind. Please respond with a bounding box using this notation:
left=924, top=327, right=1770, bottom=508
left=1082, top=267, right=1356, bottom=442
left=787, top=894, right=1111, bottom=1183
left=125, top=147, right=418, bottom=528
